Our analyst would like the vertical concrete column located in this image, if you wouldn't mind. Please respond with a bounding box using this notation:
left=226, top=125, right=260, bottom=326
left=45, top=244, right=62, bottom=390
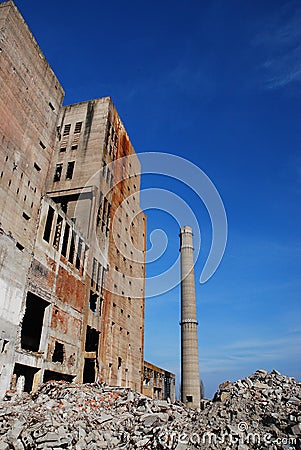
left=180, top=226, right=201, bottom=408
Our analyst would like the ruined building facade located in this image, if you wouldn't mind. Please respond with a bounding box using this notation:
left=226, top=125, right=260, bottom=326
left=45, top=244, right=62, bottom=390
left=0, top=1, right=146, bottom=397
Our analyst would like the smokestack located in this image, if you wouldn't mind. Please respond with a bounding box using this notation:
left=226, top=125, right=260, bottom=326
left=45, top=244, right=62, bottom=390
left=180, top=226, right=201, bottom=408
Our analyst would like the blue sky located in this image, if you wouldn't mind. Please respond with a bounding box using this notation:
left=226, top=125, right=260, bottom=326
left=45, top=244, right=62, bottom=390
left=12, top=0, right=301, bottom=398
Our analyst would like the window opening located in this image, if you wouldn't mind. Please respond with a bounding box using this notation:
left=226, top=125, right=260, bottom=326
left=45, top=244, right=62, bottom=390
left=43, top=205, right=54, bottom=242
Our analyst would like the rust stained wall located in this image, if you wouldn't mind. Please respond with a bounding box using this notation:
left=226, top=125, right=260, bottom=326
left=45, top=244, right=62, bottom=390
left=100, top=100, right=146, bottom=392
left=0, top=2, right=146, bottom=395
left=56, top=266, right=85, bottom=313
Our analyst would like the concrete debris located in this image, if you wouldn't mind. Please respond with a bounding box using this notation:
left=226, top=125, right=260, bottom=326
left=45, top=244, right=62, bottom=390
left=0, top=369, right=300, bottom=449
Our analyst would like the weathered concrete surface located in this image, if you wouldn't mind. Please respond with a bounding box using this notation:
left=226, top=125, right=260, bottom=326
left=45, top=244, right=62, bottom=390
left=180, top=226, right=201, bottom=408
left=0, top=0, right=63, bottom=398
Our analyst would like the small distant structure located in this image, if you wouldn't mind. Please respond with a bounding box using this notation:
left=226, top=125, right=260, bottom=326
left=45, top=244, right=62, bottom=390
left=143, top=361, right=176, bottom=402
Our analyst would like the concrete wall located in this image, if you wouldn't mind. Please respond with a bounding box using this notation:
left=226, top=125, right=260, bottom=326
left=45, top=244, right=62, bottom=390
left=0, top=1, right=63, bottom=397
left=143, top=361, right=176, bottom=402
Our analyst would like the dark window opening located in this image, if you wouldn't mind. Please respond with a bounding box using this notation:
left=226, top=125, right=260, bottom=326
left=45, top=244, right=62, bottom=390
left=91, top=258, right=97, bottom=287
left=22, top=212, right=30, bottom=221
left=83, top=359, right=95, bottom=383
left=99, top=298, right=103, bottom=316
left=76, top=238, right=82, bottom=270
left=89, top=291, right=98, bottom=313
left=85, top=326, right=99, bottom=352
left=49, top=102, right=55, bottom=111
left=74, top=122, right=82, bottom=133
left=66, top=161, right=75, bottom=180
left=43, top=370, right=73, bottom=383
left=13, top=363, right=38, bottom=393
left=59, top=147, right=66, bottom=152
left=52, top=341, right=64, bottom=363
left=61, top=223, right=70, bottom=257
left=39, top=141, right=46, bottom=149
left=118, top=357, right=122, bottom=370
left=63, top=124, right=71, bottom=136
left=61, top=202, right=68, bottom=213
left=186, top=395, right=193, bottom=403
left=43, top=205, right=54, bottom=243
left=53, top=215, right=63, bottom=250
left=21, top=292, right=49, bottom=352
left=68, top=231, right=76, bottom=263
left=16, top=242, right=24, bottom=252
left=96, top=263, right=101, bottom=291
left=71, top=145, right=78, bottom=151
left=54, top=163, right=63, bottom=182
left=34, top=162, right=41, bottom=172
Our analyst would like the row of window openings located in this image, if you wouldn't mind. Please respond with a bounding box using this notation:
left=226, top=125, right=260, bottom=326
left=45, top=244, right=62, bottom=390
left=43, top=205, right=85, bottom=270
left=114, top=269, right=133, bottom=285
left=1, top=173, right=36, bottom=210
left=117, top=246, right=134, bottom=259
left=60, top=144, right=78, bottom=152
left=113, top=303, right=131, bottom=319
left=97, top=197, right=111, bottom=236
left=54, top=161, right=75, bottom=182
left=3, top=156, right=41, bottom=174
left=91, top=258, right=104, bottom=293
left=111, top=323, right=130, bottom=336
left=58, top=122, right=82, bottom=137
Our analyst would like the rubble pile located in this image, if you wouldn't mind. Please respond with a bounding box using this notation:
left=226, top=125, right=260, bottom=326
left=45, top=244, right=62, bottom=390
left=0, top=369, right=300, bottom=449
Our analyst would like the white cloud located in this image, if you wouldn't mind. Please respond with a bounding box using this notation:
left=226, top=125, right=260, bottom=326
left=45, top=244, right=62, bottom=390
left=253, top=2, right=301, bottom=89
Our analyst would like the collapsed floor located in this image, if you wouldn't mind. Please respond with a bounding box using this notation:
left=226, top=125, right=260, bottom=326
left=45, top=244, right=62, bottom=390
left=0, top=369, right=300, bottom=450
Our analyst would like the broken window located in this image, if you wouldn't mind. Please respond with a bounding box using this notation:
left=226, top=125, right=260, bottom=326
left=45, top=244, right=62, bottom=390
left=66, top=161, right=75, bottom=180
left=54, top=163, right=63, bottom=182
left=83, top=359, right=95, bottom=383
left=63, top=124, right=71, bottom=136
left=43, top=205, right=54, bottom=243
left=99, top=298, right=103, bottom=316
left=89, top=291, right=97, bottom=313
left=52, top=341, right=64, bottom=363
left=68, top=230, right=76, bottom=263
left=13, top=363, right=38, bottom=393
left=91, top=258, right=97, bottom=287
left=76, top=238, right=83, bottom=270
left=74, top=122, right=82, bottom=133
left=61, top=223, right=70, bottom=257
left=96, top=263, right=101, bottom=292
left=21, top=292, right=49, bottom=352
left=53, top=214, right=63, bottom=250
left=85, top=326, right=99, bottom=352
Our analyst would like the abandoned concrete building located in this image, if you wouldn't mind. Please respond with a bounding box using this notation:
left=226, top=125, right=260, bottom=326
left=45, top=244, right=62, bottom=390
left=143, top=361, right=176, bottom=402
left=0, top=0, right=153, bottom=397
